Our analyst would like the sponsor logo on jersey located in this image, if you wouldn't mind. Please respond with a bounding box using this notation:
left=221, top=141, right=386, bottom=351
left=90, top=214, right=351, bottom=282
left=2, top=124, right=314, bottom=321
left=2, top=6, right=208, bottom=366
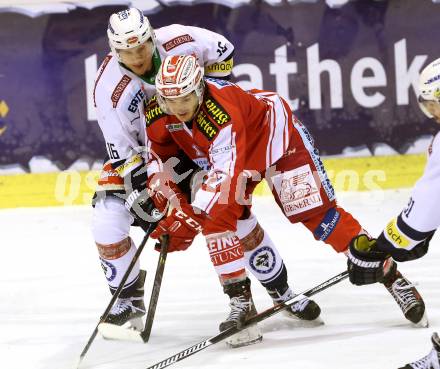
left=205, top=58, right=233, bottom=74
left=195, top=110, right=218, bottom=140
left=145, top=97, right=166, bottom=126
left=294, top=119, right=335, bottom=201
left=210, top=144, right=233, bottom=156
left=204, top=96, right=231, bottom=126
left=111, top=75, right=131, bottom=108
left=313, top=208, right=341, bottom=241
left=249, top=246, right=276, bottom=274
left=274, top=164, right=323, bottom=216
left=166, top=123, right=184, bottom=132
left=385, top=219, right=411, bottom=248
left=128, top=89, right=145, bottom=113
left=162, top=34, right=195, bottom=51
left=114, top=153, right=143, bottom=177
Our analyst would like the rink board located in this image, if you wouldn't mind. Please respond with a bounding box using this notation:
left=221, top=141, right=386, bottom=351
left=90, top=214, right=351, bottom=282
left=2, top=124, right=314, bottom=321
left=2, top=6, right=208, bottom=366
left=0, top=154, right=427, bottom=209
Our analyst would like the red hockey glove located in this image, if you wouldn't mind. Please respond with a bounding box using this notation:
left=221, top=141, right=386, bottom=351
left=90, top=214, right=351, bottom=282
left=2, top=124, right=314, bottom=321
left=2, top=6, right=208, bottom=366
left=146, top=172, right=185, bottom=214
left=150, top=206, right=205, bottom=252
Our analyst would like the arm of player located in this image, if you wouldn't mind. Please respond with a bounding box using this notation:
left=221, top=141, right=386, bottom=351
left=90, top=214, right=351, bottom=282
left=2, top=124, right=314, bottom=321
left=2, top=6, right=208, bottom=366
left=375, top=213, right=434, bottom=262
left=186, top=25, right=234, bottom=79
left=192, top=124, right=245, bottom=218
left=375, top=134, right=440, bottom=261
left=347, top=215, right=435, bottom=286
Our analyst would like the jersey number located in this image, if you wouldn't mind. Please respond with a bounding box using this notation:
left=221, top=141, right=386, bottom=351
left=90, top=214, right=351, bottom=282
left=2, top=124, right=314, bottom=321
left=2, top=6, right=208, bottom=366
left=217, top=42, right=228, bottom=57
left=107, top=143, right=120, bottom=160
left=403, top=197, right=415, bottom=217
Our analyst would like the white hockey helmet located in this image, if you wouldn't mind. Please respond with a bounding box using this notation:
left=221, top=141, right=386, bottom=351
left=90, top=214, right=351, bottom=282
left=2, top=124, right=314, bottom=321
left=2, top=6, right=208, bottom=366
left=418, top=58, right=440, bottom=118
left=107, top=8, right=155, bottom=58
left=155, top=55, right=205, bottom=111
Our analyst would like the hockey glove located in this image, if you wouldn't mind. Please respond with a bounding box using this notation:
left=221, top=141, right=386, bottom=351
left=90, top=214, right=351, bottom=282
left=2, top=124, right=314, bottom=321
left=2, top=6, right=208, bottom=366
left=150, top=206, right=205, bottom=252
left=347, top=234, right=388, bottom=286
left=124, top=189, right=163, bottom=231
left=146, top=172, right=187, bottom=214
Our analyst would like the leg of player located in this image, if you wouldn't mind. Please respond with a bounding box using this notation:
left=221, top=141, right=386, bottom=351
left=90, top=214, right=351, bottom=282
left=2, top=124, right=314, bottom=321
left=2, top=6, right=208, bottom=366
left=269, top=121, right=427, bottom=327
left=398, top=332, right=440, bottom=369
left=237, top=211, right=322, bottom=325
left=92, top=197, right=146, bottom=331
left=205, top=231, right=262, bottom=348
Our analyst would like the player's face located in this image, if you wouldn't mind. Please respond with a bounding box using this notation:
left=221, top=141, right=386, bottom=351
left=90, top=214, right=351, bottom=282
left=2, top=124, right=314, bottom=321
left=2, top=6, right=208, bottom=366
left=421, top=100, right=440, bottom=124
left=164, top=93, right=200, bottom=122
left=118, top=41, right=154, bottom=76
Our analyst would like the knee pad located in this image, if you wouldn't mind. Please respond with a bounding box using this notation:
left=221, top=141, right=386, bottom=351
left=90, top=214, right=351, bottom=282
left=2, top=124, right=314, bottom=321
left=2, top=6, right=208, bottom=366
left=92, top=197, right=134, bottom=245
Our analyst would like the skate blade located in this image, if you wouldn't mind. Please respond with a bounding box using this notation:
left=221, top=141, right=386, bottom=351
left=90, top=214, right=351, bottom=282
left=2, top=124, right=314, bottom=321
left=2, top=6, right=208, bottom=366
left=98, top=317, right=144, bottom=342
left=226, top=324, right=263, bottom=349
left=412, top=311, right=429, bottom=328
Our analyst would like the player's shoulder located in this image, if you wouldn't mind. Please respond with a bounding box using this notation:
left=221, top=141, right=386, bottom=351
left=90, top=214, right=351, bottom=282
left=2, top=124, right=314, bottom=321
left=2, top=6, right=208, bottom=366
left=94, top=54, right=142, bottom=111
left=156, top=24, right=197, bottom=52
left=156, top=24, right=223, bottom=53
left=204, top=78, right=242, bottom=105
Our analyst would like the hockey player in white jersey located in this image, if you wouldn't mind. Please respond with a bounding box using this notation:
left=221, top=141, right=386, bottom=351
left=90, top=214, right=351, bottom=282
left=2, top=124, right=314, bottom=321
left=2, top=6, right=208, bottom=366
left=346, top=58, right=440, bottom=368
left=92, top=8, right=321, bottom=343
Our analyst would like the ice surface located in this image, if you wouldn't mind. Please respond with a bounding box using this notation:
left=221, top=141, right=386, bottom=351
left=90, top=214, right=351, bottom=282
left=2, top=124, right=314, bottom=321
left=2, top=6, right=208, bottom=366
left=1, top=190, right=439, bottom=369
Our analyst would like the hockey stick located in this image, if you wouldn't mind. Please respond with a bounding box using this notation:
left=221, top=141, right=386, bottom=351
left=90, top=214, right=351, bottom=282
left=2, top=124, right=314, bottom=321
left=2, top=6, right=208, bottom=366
left=75, top=221, right=157, bottom=369
left=141, top=234, right=169, bottom=342
left=145, top=270, right=348, bottom=369
left=99, top=235, right=171, bottom=342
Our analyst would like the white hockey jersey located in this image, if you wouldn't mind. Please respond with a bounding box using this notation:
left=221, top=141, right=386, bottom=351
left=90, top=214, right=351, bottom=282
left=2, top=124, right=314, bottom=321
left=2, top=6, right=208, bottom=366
left=381, top=132, right=440, bottom=251
left=93, top=24, right=234, bottom=170
left=401, top=132, right=440, bottom=232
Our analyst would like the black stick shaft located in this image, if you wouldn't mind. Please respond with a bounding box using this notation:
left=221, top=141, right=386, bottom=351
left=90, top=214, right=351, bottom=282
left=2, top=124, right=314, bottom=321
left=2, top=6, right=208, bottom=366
left=141, top=235, right=169, bottom=342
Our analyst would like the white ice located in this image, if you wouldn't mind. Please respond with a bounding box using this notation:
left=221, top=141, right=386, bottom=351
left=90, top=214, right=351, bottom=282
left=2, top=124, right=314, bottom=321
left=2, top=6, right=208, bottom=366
left=1, top=189, right=439, bottom=369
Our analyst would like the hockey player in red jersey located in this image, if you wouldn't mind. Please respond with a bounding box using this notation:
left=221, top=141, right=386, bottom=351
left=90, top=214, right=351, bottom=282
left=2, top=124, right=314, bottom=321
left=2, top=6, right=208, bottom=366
left=92, top=8, right=321, bottom=339
left=143, top=55, right=427, bottom=345
left=345, top=58, right=440, bottom=369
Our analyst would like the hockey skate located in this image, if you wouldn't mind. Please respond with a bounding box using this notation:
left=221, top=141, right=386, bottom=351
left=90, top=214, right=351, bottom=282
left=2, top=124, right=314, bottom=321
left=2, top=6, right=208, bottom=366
left=267, top=285, right=323, bottom=327
left=382, top=266, right=428, bottom=328
left=98, top=270, right=147, bottom=339
left=399, top=332, right=440, bottom=369
left=220, top=278, right=263, bottom=348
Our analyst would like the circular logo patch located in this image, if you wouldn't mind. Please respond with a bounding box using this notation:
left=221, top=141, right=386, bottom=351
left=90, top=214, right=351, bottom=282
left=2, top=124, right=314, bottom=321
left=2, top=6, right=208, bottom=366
left=249, top=246, right=276, bottom=274
left=100, top=259, right=117, bottom=282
